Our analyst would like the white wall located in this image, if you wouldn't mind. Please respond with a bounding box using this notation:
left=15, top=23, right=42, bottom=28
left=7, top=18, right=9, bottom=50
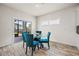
left=37, top=6, right=79, bottom=48
left=0, top=5, right=36, bottom=47
left=76, top=6, right=79, bottom=48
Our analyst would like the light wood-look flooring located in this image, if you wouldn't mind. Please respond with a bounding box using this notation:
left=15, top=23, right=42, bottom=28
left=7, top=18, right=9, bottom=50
left=0, top=41, right=79, bottom=56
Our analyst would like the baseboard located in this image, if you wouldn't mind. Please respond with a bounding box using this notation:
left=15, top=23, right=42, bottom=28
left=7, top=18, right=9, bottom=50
left=0, top=42, right=14, bottom=48
left=51, top=41, right=78, bottom=50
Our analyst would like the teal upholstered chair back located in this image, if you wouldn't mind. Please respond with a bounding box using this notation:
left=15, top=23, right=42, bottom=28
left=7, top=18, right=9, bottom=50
left=22, top=32, right=33, bottom=47
left=26, top=34, right=33, bottom=47
left=22, top=32, right=29, bottom=42
left=47, top=32, right=51, bottom=41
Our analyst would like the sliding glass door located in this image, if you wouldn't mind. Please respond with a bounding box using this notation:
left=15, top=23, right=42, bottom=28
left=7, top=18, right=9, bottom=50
left=14, top=20, right=32, bottom=37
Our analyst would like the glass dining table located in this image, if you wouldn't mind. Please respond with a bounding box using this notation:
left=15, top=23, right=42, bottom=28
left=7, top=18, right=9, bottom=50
left=33, top=34, right=44, bottom=48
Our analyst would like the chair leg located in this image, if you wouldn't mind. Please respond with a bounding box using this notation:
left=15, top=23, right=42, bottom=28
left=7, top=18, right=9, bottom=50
left=31, top=47, right=33, bottom=56
left=23, top=42, right=25, bottom=48
left=34, top=46, right=36, bottom=51
left=37, top=45, right=39, bottom=50
left=41, top=43, right=44, bottom=48
left=40, top=43, right=43, bottom=48
left=48, top=42, right=50, bottom=49
left=25, top=46, right=28, bottom=55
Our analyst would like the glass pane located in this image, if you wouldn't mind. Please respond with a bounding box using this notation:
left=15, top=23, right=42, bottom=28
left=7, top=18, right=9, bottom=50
left=18, top=20, right=23, bottom=36
left=14, top=20, right=32, bottom=37
left=14, top=20, right=19, bottom=37
left=26, top=22, right=32, bottom=33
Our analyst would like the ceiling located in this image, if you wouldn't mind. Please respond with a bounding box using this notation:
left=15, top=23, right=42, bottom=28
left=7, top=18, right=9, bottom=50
left=2, top=3, right=77, bottom=16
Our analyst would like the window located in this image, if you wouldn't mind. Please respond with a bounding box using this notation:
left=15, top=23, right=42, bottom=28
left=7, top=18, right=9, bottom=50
left=14, top=20, right=32, bottom=37
left=41, top=20, right=49, bottom=26
left=41, top=19, right=60, bottom=26
left=49, top=19, right=60, bottom=25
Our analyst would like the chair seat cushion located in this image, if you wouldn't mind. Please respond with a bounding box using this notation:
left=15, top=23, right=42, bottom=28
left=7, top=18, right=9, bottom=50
left=39, top=38, right=48, bottom=42
left=33, top=41, right=39, bottom=46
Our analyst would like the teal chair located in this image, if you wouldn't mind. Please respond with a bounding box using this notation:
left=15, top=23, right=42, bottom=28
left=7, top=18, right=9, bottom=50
left=22, top=32, right=39, bottom=56
left=22, top=32, right=29, bottom=48
left=39, top=32, right=51, bottom=49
